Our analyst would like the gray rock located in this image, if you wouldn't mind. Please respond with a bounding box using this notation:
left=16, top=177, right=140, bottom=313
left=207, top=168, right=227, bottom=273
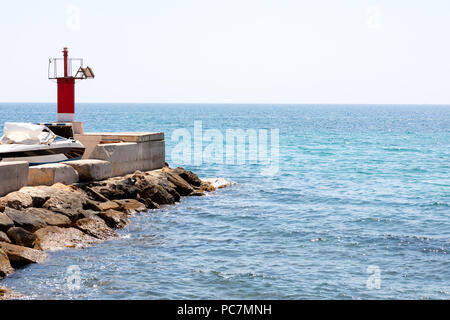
left=4, top=207, right=46, bottom=232
left=0, top=214, right=14, bottom=232
left=0, top=231, right=11, bottom=244
left=75, top=216, right=118, bottom=240
left=42, top=193, right=84, bottom=221
left=113, top=199, right=146, bottom=214
left=97, top=201, right=121, bottom=211
left=142, top=198, right=160, bottom=209
left=99, top=209, right=129, bottom=229
left=0, top=242, right=47, bottom=266
left=155, top=176, right=181, bottom=202
left=24, top=207, right=71, bottom=228
left=140, top=184, right=176, bottom=205
left=83, top=198, right=102, bottom=211
left=34, top=226, right=100, bottom=251
left=85, top=187, right=109, bottom=202
left=18, top=186, right=55, bottom=207
left=88, top=180, right=140, bottom=200
left=164, top=170, right=195, bottom=196
left=172, top=167, right=202, bottom=187
left=3, top=192, right=33, bottom=210
left=7, top=227, right=36, bottom=248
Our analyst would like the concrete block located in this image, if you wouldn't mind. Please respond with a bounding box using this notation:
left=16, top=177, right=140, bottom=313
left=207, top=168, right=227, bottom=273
left=64, top=160, right=112, bottom=182
left=0, top=161, right=29, bottom=196
left=137, top=140, right=166, bottom=171
left=76, top=132, right=164, bottom=143
left=75, top=132, right=165, bottom=159
left=27, top=163, right=79, bottom=186
left=90, top=143, right=139, bottom=177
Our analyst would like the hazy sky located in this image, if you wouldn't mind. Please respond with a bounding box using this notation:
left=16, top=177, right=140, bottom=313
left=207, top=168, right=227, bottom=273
left=0, top=0, right=449, bottom=104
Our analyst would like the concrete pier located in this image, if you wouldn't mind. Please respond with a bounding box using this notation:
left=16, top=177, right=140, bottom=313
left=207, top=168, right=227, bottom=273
left=76, top=132, right=165, bottom=176
left=2, top=130, right=166, bottom=193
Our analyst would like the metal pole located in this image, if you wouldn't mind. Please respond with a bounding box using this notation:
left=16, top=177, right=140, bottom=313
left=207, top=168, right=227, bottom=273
left=63, top=47, right=68, bottom=78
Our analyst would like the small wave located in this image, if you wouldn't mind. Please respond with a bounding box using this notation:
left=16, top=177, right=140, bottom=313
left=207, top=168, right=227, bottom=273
left=430, top=201, right=449, bottom=207
left=202, top=177, right=235, bottom=189
left=382, top=147, right=420, bottom=152
left=208, top=270, right=271, bottom=281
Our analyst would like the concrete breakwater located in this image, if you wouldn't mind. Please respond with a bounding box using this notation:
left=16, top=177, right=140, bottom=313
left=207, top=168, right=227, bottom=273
left=1, top=131, right=166, bottom=195
left=0, top=164, right=231, bottom=299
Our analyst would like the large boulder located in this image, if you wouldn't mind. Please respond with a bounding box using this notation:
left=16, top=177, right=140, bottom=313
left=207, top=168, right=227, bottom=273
left=113, top=199, right=146, bottom=214
left=98, top=201, right=121, bottom=211
left=140, top=184, right=176, bottom=205
left=42, top=191, right=85, bottom=221
left=18, top=186, right=55, bottom=207
left=171, top=167, right=202, bottom=187
left=4, top=208, right=46, bottom=232
left=7, top=227, right=36, bottom=248
left=0, top=199, right=4, bottom=213
left=24, top=208, right=71, bottom=228
left=34, top=226, right=100, bottom=251
left=162, top=168, right=194, bottom=196
left=141, top=198, right=160, bottom=209
left=147, top=171, right=179, bottom=192
left=82, top=198, right=102, bottom=211
left=0, top=231, right=11, bottom=244
left=0, top=249, right=14, bottom=278
left=155, top=178, right=181, bottom=202
left=87, top=177, right=141, bottom=200
left=0, top=242, right=47, bottom=266
left=3, top=191, right=33, bottom=210
left=0, top=214, right=14, bottom=232
left=75, top=216, right=118, bottom=240
left=84, top=187, right=109, bottom=202
left=83, top=199, right=120, bottom=212
left=99, top=210, right=129, bottom=229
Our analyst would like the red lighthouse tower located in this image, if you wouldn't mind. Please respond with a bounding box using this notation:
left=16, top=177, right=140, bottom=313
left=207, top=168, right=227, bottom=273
left=48, top=47, right=94, bottom=122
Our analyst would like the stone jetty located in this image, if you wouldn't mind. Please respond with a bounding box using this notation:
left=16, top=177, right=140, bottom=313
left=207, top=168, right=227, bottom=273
left=0, top=164, right=232, bottom=299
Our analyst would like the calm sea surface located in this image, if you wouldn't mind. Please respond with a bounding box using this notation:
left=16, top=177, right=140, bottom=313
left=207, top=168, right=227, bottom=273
left=0, top=103, right=449, bottom=299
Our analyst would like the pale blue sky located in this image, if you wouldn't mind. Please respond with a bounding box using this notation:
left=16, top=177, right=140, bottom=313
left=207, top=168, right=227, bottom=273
left=0, top=0, right=449, bottom=104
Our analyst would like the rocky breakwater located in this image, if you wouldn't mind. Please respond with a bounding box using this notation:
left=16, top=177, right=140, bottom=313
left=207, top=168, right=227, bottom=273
left=0, top=165, right=232, bottom=299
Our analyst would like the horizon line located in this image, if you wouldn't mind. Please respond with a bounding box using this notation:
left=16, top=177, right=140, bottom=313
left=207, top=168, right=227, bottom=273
left=0, top=101, right=450, bottom=106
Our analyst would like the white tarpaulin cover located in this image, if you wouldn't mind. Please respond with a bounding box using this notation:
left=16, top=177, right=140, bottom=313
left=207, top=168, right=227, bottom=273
left=0, top=122, right=56, bottom=145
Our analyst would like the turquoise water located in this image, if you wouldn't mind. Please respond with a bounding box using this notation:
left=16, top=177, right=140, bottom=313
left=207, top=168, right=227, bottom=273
left=0, top=103, right=449, bottom=299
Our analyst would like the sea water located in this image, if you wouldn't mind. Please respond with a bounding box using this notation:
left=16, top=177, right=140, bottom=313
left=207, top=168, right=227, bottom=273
left=0, top=103, right=448, bottom=299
